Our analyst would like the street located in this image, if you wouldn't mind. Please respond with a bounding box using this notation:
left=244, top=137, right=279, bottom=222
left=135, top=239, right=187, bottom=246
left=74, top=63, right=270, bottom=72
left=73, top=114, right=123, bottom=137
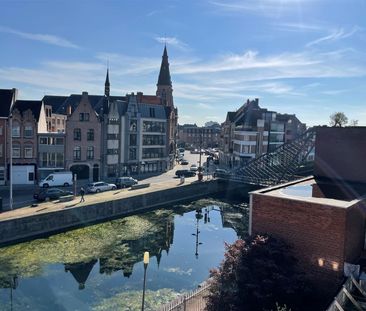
left=0, top=152, right=213, bottom=210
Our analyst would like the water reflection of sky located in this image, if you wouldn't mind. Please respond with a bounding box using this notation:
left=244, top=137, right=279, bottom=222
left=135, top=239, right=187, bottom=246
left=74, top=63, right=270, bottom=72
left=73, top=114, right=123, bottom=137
left=0, top=198, right=247, bottom=310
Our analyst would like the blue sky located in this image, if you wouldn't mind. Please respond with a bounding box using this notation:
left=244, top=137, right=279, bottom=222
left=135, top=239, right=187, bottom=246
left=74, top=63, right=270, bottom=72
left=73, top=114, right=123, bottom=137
left=0, top=0, right=365, bottom=126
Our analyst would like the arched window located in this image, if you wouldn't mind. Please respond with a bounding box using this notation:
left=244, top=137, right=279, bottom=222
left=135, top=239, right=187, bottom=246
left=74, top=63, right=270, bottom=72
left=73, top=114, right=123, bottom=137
left=73, top=146, right=81, bottom=160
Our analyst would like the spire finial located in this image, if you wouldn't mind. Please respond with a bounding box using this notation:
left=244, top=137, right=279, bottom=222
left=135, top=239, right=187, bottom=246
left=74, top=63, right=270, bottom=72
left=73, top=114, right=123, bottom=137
left=105, top=65, right=110, bottom=97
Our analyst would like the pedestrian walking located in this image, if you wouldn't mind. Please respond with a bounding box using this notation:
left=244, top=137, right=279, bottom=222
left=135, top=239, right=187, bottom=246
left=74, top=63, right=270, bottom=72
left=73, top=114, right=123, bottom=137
left=80, top=187, right=85, bottom=203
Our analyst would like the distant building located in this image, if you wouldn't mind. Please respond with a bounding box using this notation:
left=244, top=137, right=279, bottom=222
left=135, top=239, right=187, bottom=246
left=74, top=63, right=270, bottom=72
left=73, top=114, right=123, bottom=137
left=220, top=98, right=306, bottom=167
left=0, top=89, right=17, bottom=185
left=177, top=123, right=221, bottom=149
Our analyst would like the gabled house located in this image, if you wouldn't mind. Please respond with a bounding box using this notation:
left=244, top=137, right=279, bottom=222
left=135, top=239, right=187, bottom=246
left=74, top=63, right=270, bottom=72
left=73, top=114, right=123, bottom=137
left=64, top=92, right=102, bottom=181
left=9, top=100, right=47, bottom=184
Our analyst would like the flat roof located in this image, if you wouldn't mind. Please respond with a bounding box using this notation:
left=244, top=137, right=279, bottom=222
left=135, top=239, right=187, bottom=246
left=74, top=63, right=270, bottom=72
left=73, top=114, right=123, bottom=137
left=250, top=176, right=366, bottom=208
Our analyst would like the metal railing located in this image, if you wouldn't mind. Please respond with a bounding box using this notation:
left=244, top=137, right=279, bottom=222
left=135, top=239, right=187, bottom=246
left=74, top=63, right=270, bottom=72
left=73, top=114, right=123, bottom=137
left=159, top=282, right=211, bottom=311
left=219, top=128, right=316, bottom=187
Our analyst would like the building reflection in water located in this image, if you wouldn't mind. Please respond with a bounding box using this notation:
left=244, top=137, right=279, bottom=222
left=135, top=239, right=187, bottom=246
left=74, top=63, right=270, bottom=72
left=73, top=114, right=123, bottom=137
left=65, top=260, right=97, bottom=290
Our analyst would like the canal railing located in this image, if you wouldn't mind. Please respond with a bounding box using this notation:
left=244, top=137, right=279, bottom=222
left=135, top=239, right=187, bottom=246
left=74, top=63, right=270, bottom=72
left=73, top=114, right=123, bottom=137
left=159, top=281, right=211, bottom=311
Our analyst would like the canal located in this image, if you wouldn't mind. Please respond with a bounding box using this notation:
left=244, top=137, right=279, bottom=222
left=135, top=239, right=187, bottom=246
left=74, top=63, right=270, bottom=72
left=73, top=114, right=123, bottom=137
left=0, top=196, right=248, bottom=310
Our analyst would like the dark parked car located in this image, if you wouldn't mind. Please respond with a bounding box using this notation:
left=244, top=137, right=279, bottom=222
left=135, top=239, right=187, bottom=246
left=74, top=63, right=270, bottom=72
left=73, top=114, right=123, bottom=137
left=33, top=188, right=73, bottom=202
left=213, top=168, right=230, bottom=178
left=175, top=170, right=196, bottom=177
left=180, top=159, right=189, bottom=165
left=115, top=177, right=138, bottom=188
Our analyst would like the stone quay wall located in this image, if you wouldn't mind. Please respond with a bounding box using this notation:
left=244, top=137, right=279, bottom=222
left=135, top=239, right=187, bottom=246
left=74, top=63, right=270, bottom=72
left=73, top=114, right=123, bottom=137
left=0, top=180, right=245, bottom=246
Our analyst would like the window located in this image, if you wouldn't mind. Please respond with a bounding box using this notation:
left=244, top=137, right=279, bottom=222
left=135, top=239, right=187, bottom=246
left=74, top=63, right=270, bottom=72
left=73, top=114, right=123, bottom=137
left=55, top=137, right=64, bottom=145
left=87, top=129, right=94, bottom=141
left=0, top=144, right=2, bottom=157
left=87, top=146, right=94, bottom=160
left=79, top=113, right=90, bottom=121
left=24, top=146, right=33, bottom=158
left=73, top=146, right=81, bottom=160
left=149, top=107, right=155, bottom=118
left=57, top=119, right=60, bottom=125
left=143, top=135, right=165, bottom=146
left=130, top=134, right=137, bottom=146
left=142, top=121, right=165, bottom=133
left=142, top=147, right=165, bottom=159
left=107, top=149, right=118, bottom=154
left=12, top=123, right=20, bottom=137
left=0, top=126, right=2, bottom=135
left=24, top=125, right=33, bottom=137
left=74, top=128, right=81, bottom=141
left=129, top=148, right=137, bottom=160
left=40, top=137, right=48, bottom=144
left=12, top=145, right=20, bottom=158
left=107, top=133, right=119, bottom=140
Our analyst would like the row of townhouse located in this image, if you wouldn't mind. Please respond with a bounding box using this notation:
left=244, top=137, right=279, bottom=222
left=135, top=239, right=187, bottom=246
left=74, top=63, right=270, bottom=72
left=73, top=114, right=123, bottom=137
left=177, top=123, right=221, bottom=149
left=220, top=98, right=306, bottom=168
left=0, top=46, right=178, bottom=185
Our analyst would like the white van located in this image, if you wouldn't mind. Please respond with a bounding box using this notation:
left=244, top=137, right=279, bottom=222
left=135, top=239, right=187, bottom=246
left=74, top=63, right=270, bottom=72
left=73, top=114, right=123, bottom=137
left=39, top=172, right=73, bottom=188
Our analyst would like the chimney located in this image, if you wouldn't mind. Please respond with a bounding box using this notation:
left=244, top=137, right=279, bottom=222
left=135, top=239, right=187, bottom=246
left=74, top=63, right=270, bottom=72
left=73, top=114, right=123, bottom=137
left=67, top=105, right=72, bottom=116
left=137, top=92, right=143, bottom=103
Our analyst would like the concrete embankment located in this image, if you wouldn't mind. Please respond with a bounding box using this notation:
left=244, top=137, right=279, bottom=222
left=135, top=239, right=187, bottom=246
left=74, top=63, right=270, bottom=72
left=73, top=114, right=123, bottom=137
left=0, top=179, right=247, bottom=246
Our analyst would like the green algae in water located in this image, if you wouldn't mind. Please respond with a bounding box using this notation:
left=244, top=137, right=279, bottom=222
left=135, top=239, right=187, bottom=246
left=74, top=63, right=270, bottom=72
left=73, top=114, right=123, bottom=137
left=92, top=288, right=181, bottom=311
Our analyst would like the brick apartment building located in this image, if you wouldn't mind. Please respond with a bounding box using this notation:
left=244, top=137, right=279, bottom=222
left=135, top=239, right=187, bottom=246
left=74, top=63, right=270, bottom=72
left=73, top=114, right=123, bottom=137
left=220, top=99, right=305, bottom=167
left=177, top=123, right=221, bottom=149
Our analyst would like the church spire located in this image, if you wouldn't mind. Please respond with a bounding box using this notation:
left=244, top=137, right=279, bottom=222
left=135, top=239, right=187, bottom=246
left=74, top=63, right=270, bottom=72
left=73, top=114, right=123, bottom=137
left=104, top=67, right=110, bottom=97
left=157, top=45, right=172, bottom=86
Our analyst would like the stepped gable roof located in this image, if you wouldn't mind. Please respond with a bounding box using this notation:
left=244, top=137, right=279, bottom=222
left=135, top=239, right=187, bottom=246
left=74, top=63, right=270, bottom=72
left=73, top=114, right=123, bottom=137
left=140, top=103, right=167, bottom=119
left=42, top=95, right=68, bottom=112
left=0, top=89, right=15, bottom=117
left=12, top=100, right=43, bottom=121
left=116, top=100, right=128, bottom=116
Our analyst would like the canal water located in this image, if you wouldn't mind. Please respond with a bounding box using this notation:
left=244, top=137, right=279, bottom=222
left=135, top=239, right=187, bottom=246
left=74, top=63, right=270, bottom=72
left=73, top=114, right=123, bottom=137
left=0, top=196, right=248, bottom=311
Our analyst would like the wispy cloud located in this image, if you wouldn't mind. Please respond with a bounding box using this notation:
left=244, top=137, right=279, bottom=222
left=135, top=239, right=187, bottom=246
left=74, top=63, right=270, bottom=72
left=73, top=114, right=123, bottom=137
left=306, top=26, right=360, bottom=47
left=154, top=36, right=190, bottom=51
left=275, top=22, right=323, bottom=32
left=208, top=0, right=314, bottom=16
left=0, top=26, right=79, bottom=48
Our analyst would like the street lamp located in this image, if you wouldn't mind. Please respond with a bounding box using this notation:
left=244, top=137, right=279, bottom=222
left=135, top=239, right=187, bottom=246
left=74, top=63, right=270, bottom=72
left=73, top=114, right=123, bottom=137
left=192, top=209, right=203, bottom=258
left=9, top=112, right=13, bottom=210
left=141, top=251, right=149, bottom=311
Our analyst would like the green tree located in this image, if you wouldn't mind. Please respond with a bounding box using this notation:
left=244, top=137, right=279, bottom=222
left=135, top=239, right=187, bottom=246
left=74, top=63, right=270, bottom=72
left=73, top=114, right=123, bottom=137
left=329, top=112, right=348, bottom=127
left=206, top=235, right=312, bottom=311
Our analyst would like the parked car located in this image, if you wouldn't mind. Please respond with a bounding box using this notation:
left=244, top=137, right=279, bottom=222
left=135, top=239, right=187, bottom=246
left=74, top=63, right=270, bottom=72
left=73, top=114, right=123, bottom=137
left=39, top=172, right=73, bottom=188
left=175, top=170, right=196, bottom=177
left=213, top=168, right=230, bottom=178
left=115, top=177, right=138, bottom=189
left=190, top=164, right=198, bottom=171
left=180, top=159, right=189, bottom=165
left=86, top=181, right=117, bottom=193
left=33, top=188, right=73, bottom=202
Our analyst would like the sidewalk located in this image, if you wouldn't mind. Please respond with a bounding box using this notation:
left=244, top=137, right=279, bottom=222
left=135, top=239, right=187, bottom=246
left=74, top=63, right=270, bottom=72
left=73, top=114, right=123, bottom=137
left=0, top=176, right=203, bottom=222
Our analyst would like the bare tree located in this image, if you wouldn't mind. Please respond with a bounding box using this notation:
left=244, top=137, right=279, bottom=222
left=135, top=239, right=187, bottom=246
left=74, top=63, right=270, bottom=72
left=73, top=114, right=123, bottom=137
left=349, top=119, right=359, bottom=126
left=329, top=112, right=348, bottom=127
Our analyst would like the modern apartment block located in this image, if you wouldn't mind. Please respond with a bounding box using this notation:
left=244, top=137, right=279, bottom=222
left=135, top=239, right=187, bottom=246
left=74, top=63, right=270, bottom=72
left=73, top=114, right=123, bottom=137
left=103, top=93, right=170, bottom=177
left=220, top=98, right=305, bottom=167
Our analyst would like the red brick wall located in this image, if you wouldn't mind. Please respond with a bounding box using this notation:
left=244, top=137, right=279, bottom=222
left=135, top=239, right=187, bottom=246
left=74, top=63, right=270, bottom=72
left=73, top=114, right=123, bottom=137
left=345, top=202, right=365, bottom=263
left=314, top=127, right=366, bottom=183
left=252, top=194, right=346, bottom=289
